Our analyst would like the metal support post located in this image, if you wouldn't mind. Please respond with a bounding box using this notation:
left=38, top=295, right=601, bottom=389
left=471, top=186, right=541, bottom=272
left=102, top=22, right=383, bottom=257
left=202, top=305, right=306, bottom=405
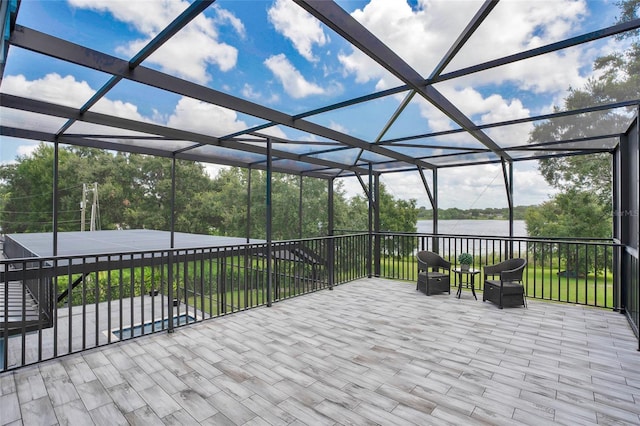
left=501, top=158, right=514, bottom=258
left=433, top=169, right=439, bottom=252
left=368, top=164, right=373, bottom=278
left=374, top=173, right=381, bottom=277
left=246, top=167, right=252, bottom=243
left=328, top=178, right=334, bottom=290
left=168, top=155, right=176, bottom=332
left=266, top=139, right=273, bottom=307
left=299, top=175, right=303, bottom=239
left=418, top=167, right=435, bottom=251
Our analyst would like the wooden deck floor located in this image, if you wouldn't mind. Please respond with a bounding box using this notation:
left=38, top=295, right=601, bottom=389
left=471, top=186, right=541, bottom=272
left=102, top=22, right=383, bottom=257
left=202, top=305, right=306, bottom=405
left=1, top=278, right=639, bottom=425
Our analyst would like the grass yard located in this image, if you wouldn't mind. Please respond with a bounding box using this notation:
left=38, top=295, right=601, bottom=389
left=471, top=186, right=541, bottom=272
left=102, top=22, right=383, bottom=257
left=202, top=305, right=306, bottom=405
left=379, top=256, right=615, bottom=308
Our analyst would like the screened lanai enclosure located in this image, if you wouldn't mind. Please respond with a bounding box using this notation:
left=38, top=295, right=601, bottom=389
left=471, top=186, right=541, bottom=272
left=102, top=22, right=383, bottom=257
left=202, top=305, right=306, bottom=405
left=0, top=0, right=639, bottom=373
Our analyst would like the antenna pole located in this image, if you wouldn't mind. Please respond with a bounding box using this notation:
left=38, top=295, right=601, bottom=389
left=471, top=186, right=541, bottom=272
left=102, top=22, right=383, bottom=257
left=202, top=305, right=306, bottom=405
left=80, top=183, right=87, bottom=231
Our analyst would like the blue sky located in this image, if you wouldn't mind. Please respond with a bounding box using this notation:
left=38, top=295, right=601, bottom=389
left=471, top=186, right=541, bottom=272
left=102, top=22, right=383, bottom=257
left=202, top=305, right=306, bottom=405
left=0, top=0, right=627, bottom=209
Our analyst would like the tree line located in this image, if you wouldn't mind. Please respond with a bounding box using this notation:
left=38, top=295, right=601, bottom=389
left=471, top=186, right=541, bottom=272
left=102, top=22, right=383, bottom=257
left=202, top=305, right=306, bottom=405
left=524, top=0, right=638, bottom=241
left=0, top=144, right=418, bottom=240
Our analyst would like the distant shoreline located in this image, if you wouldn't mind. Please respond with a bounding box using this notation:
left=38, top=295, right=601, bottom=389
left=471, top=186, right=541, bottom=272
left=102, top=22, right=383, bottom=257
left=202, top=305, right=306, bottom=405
left=417, top=206, right=533, bottom=221
left=417, top=219, right=528, bottom=237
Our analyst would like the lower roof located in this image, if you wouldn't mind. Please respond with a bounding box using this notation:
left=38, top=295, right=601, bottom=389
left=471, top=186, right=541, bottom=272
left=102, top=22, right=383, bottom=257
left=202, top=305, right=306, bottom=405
left=5, top=229, right=260, bottom=258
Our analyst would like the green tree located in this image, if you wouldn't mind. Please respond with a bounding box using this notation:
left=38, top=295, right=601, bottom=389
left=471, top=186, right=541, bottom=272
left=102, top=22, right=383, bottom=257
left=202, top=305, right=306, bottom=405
left=525, top=190, right=611, bottom=273
left=525, top=190, right=611, bottom=239
left=0, top=144, right=93, bottom=233
left=379, top=184, right=418, bottom=233
left=0, top=144, right=218, bottom=234
left=527, top=0, right=639, bottom=239
left=205, top=168, right=336, bottom=240
left=0, top=147, right=418, bottom=243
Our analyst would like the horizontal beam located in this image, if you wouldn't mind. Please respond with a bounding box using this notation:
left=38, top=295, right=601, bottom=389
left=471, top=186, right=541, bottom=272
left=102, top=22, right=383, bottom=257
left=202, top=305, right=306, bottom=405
left=294, top=0, right=509, bottom=160
left=10, top=25, right=434, bottom=170
left=0, top=94, right=372, bottom=177
left=435, top=18, right=640, bottom=83
left=0, top=126, right=336, bottom=179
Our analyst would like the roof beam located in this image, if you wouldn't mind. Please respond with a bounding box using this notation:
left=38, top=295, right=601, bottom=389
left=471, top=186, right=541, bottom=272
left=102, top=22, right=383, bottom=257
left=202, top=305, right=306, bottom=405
left=429, top=0, right=498, bottom=79
left=55, top=1, right=215, bottom=137
left=284, top=18, right=640, bottom=147
left=381, top=99, right=640, bottom=144
left=9, top=25, right=434, bottom=170
left=293, top=0, right=510, bottom=160
left=435, top=18, right=640, bottom=83
left=0, top=94, right=372, bottom=177
left=0, top=126, right=342, bottom=179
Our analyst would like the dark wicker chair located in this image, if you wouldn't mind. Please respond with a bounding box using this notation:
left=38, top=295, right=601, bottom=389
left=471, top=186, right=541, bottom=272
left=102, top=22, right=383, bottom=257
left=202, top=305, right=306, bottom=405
left=483, top=258, right=527, bottom=308
left=416, top=251, right=451, bottom=296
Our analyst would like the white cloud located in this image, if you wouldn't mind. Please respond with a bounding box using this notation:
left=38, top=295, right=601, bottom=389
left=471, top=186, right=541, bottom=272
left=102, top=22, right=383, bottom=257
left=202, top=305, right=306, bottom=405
left=329, top=121, right=349, bottom=133
left=439, top=86, right=533, bottom=146
left=16, top=143, right=39, bottom=157
left=361, top=161, right=555, bottom=210
left=242, top=83, right=261, bottom=100
left=512, top=166, right=559, bottom=207
left=439, top=86, right=530, bottom=123
left=264, top=54, right=325, bottom=98
left=412, top=85, right=532, bottom=146
left=213, top=5, right=246, bottom=39
left=166, top=97, right=247, bottom=136
left=268, top=0, right=328, bottom=62
left=1, top=73, right=94, bottom=107
left=1, top=72, right=256, bottom=144
left=339, top=0, right=595, bottom=100
left=255, top=126, right=288, bottom=140
left=68, top=0, right=241, bottom=83
left=0, top=73, right=149, bottom=132
left=0, top=138, right=39, bottom=165
left=241, top=83, right=280, bottom=105
left=339, top=0, right=478, bottom=83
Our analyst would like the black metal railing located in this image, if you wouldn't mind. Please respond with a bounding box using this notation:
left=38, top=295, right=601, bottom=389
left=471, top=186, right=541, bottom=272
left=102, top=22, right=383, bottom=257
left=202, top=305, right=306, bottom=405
left=376, top=232, right=619, bottom=309
left=0, top=236, right=339, bottom=372
left=1, top=231, right=633, bottom=372
left=622, top=247, right=639, bottom=345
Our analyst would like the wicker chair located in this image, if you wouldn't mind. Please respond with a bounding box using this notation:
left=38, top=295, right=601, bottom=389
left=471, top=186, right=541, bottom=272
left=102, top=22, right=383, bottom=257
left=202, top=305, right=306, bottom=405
left=416, top=251, right=451, bottom=296
left=482, top=258, right=527, bottom=308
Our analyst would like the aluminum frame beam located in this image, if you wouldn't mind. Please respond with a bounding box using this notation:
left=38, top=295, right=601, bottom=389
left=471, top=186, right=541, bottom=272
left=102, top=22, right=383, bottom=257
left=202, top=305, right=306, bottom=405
left=293, top=0, right=510, bottom=160
left=56, top=1, right=215, bottom=137
left=3, top=7, right=637, bottom=174
left=9, top=25, right=435, bottom=171
left=0, top=94, right=372, bottom=178
left=429, top=0, right=498, bottom=79
left=380, top=99, right=640, bottom=145
left=435, top=18, right=640, bottom=83
left=281, top=18, right=640, bottom=162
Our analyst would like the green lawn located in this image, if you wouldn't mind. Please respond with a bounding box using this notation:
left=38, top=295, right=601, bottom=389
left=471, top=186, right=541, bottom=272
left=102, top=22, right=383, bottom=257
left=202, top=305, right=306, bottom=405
left=379, top=256, right=615, bottom=308
left=187, top=288, right=266, bottom=316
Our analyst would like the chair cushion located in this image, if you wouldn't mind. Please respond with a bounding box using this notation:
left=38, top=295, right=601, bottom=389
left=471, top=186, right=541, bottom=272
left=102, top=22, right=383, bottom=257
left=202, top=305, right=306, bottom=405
left=485, top=280, right=523, bottom=295
left=425, top=272, right=447, bottom=279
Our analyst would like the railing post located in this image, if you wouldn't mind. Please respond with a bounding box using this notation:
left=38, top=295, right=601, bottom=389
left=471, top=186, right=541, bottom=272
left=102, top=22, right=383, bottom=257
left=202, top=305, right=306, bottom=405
left=328, top=178, right=334, bottom=290
left=266, top=138, right=273, bottom=306
left=374, top=173, right=381, bottom=277
left=367, top=164, right=373, bottom=278
left=432, top=169, right=439, bottom=252
left=168, top=155, right=176, bottom=332
left=614, top=244, right=622, bottom=312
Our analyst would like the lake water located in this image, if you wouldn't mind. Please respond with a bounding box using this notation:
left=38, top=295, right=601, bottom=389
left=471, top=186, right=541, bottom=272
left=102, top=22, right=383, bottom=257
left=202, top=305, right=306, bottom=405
left=417, top=219, right=528, bottom=237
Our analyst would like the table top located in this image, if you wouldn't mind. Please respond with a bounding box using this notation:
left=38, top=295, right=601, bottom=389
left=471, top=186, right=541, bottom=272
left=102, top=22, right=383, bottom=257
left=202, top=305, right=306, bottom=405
left=453, top=267, right=480, bottom=274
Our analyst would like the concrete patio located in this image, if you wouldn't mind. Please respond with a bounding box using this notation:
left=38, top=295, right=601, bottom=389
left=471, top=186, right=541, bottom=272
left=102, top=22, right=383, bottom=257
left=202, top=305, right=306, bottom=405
left=1, top=277, right=639, bottom=425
